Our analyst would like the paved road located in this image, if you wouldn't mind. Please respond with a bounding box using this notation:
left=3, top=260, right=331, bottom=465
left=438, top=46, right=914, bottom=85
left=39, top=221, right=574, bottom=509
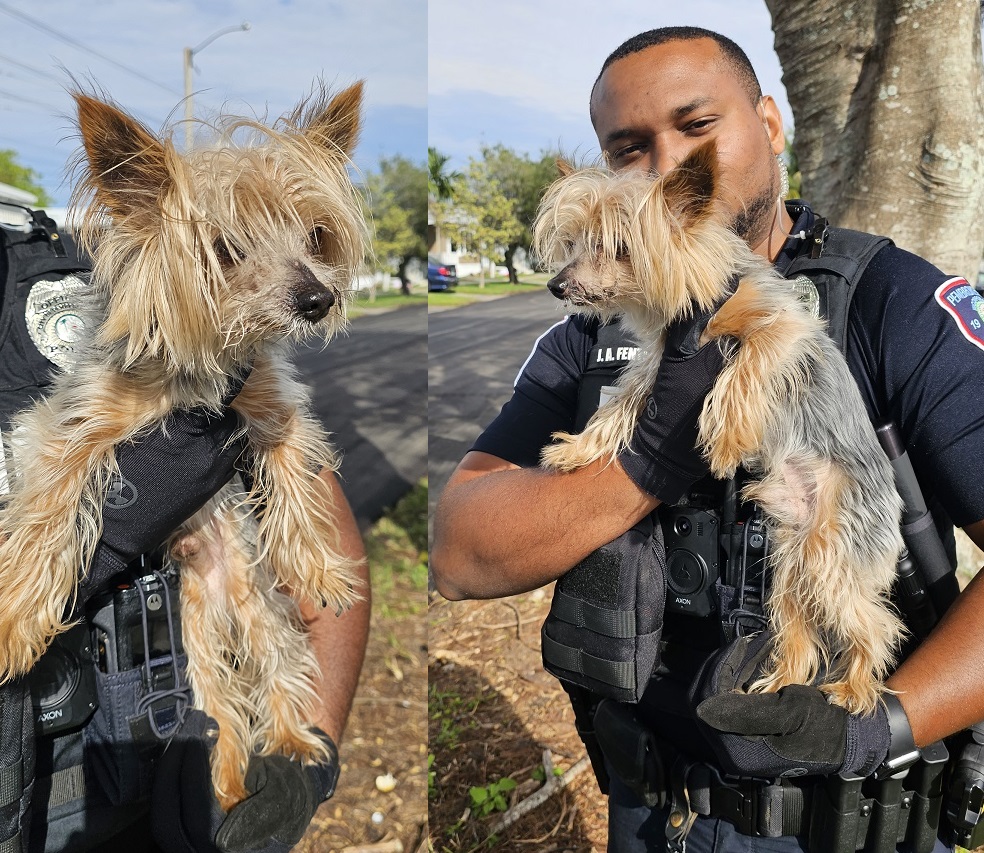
left=428, top=289, right=567, bottom=521
left=295, top=303, right=427, bottom=530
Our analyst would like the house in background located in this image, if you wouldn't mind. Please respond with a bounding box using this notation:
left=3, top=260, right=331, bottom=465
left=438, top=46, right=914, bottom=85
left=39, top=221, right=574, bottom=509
left=428, top=206, right=531, bottom=279
left=0, top=182, right=69, bottom=229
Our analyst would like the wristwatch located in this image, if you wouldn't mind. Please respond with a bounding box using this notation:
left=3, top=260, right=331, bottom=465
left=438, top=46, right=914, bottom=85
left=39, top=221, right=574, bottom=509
left=873, top=694, right=921, bottom=779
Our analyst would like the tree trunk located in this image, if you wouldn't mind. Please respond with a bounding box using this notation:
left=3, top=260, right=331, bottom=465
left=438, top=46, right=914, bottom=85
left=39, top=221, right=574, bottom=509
left=397, top=257, right=411, bottom=296
left=504, top=243, right=520, bottom=284
left=766, top=0, right=984, bottom=278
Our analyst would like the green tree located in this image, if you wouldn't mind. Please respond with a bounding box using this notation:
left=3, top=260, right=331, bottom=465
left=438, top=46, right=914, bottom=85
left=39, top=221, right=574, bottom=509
left=783, top=139, right=801, bottom=200
left=435, top=159, right=524, bottom=288
left=479, top=144, right=559, bottom=283
left=428, top=147, right=462, bottom=201
left=364, top=156, right=428, bottom=295
left=0, top=149, right=52, bottom=206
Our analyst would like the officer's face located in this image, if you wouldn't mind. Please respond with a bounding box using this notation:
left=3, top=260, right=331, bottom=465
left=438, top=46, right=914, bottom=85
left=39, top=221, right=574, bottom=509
left=590, top=38, right=786, bottom=254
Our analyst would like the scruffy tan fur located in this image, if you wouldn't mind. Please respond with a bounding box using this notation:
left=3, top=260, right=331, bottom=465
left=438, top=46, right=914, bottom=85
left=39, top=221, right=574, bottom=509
left=0, top=83, right=368, bottom=807
left=533, top=143, right=904, bottom=715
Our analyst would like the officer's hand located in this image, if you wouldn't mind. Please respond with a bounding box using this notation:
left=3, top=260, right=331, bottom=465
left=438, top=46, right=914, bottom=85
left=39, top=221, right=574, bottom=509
left=691, top=632, right=892, bottom=778
left=78, top=368, right=251, bottom=605
left=216, top=745, right=340, bottom=853
left=617, top=300, right=733, bottom=504
left=152, top=710, right=339, bottom=853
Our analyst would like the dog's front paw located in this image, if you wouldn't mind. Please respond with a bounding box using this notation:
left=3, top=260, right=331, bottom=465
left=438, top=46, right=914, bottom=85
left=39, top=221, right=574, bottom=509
left=540, top=432, right=598, bottom=472
left=819, top=679, right=884, bottom=717
left=702, top=439, right=745, bottom=480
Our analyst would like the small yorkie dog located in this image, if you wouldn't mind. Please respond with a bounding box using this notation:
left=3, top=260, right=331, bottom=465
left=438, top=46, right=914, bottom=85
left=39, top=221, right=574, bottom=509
left=532, top=141, right=904, bottom=715
left=0, top=83, right=367, bottom=807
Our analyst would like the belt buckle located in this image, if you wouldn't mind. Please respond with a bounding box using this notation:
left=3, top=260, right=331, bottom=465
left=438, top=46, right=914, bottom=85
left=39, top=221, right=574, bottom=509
left=712, top=773, right=759, bottom=836
left=665, top=758, right=698, bottom=853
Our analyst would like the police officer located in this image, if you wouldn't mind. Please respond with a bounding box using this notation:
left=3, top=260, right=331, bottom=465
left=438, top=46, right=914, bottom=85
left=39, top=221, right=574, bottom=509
left=432, top=26, right=984, bottom=853
left=0, top=210, right=370, bottom=852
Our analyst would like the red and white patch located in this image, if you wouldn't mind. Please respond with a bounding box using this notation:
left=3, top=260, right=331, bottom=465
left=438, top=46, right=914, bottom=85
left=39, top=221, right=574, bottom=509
left=934, top=277, right=984, bottom=353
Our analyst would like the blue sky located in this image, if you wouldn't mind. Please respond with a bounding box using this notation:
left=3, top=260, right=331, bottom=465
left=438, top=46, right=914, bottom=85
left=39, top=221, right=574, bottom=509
left=429, top=0, right=792, bottom=168
left=0, top=0, right=427, bottom=206
left=2, top=1, right=790, bottom=206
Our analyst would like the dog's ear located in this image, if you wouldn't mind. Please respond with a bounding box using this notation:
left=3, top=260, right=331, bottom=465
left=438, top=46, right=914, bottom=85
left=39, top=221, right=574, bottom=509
left=74, top=94, right=170, bottom=220
left=556, top=158, right=576, bottom=177
left=296, top=81, right=364, bottom=158
left=659, top=139, right=717, bottom=225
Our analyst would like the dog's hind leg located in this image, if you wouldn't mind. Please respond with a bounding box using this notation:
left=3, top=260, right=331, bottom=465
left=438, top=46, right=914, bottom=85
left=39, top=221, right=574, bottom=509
left=172, top=489, right=258, bottom=810
left=232, top=356, right=359, bottom=613
left=241, top=573, right=332, bottom=768
left=744, top=456, right=902, bottom=715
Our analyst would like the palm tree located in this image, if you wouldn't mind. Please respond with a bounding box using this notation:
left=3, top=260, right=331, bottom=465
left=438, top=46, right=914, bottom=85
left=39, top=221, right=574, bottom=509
left=428, top=147, right=462, bottom=201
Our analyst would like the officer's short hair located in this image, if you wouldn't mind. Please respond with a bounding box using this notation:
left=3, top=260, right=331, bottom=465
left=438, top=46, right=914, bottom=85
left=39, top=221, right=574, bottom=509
left=590, top=27, right=763, bottom=122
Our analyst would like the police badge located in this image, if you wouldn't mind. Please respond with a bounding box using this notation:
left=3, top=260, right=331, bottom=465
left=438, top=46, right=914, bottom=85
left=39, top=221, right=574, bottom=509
left=25, top=274, right=90, bottom=372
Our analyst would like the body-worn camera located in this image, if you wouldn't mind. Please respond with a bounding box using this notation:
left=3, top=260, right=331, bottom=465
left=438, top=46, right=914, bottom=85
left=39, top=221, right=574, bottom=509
left=660, top=506, right=720, bottom=617
left=28, top=623, right=98, bottom=736
left=658, top=477, right=771, bottom=623
left=28, top=568, right=182, bottom=737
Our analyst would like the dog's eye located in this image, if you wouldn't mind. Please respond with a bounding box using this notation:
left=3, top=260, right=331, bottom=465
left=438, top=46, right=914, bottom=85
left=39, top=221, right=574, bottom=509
left=614, top=241, right=629, bottom=261
left=309, top=227, right=328, bottom=255
left=214, top=239, right=247, bottom=266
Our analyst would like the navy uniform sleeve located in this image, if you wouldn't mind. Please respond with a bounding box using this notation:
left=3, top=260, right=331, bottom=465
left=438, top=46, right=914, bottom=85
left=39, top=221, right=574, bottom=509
left=471, top=315, right=594, bottom=468
left=848, top=246, right=984, bottom=527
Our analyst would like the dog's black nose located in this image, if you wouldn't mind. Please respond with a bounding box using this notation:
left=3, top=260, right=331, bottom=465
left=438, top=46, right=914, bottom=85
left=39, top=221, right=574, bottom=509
left=547, top=275, right=569, bottom=300
left=294, top=287, right=336, bottom=322
left=547, top=275, right=569, bottom=299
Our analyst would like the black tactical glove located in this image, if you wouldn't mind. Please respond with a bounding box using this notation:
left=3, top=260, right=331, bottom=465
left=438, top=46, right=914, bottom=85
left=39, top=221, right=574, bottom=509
left=216, top=748, right=340, bottom=852
left=617, top=301, right=732, bottom=504
left=152, top=710, right=339, bottom=853
left=78, top=369, right=251, bottom=605
left=691, top=632, right=894, bottom=778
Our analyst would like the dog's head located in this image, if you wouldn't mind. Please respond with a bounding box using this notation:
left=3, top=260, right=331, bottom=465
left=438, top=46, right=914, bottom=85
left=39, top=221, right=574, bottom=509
left=532, top=142, right=747, bottom=327
left=70, top=82, right=367, bottom=376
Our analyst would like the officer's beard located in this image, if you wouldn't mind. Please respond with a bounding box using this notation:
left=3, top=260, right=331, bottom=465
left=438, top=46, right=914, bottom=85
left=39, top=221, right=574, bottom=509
left=730, top=166, right=779, bottom=247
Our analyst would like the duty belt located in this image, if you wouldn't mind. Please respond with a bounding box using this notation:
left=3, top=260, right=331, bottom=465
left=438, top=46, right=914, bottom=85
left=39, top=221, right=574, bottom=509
left=668, top=744, right=951, bottom=852
left=597, top=697, right=955, bottom=853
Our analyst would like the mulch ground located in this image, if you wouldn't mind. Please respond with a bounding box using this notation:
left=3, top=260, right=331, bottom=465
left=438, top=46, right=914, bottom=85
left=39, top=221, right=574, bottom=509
left=428, top=587, right=608, bottom=852
left=296, top=571, right=428, bottom=852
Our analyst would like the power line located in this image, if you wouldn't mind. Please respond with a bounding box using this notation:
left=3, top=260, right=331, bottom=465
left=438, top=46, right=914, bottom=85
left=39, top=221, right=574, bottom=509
left=0, top=1, right=180, bottom=96
left=0, top=86, right=62, bottom=114
left=0, top=52, right=64, bottom=84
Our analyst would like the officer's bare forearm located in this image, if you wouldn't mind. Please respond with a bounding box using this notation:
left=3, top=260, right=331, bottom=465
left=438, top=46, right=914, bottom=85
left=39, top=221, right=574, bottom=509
left=886, top=545, right=984, bottom=747
left=298, top=470, right=370, bottom=745
left=432, top=451, right=659, bottom=600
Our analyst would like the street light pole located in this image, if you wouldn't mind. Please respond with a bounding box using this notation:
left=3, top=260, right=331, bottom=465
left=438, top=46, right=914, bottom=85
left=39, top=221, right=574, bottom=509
left=183, top=22, right=250, bottom=150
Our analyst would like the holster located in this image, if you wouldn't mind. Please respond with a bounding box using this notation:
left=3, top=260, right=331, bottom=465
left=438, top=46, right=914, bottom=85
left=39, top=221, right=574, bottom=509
left=593, top=699, right=666, bottom=809
left=562, top=683, right=610, bottom=795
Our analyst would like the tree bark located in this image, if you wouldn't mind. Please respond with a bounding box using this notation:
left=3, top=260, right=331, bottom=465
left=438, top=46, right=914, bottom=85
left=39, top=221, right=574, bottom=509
left=766, top=0, right=984, bottom=278
left=504, top=242, right=520, bottom=284
left=397, top=256, right=412, bottom=295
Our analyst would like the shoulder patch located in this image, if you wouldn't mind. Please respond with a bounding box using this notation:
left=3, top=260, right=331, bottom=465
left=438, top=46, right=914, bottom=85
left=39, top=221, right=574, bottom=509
left=934, top=277, right=984, bottom=353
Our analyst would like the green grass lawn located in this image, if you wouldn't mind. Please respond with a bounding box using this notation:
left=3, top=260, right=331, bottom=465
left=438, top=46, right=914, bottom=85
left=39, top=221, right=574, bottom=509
left=364, top=478, right=428, bottom=618
left=428, top=274, right=548, bottom=309
left=349, top=286, right=427, bottom=318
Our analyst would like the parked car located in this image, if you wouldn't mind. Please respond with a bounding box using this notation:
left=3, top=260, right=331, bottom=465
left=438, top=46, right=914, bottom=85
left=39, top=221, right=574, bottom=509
left=428, top=256, right=458, bottom=291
